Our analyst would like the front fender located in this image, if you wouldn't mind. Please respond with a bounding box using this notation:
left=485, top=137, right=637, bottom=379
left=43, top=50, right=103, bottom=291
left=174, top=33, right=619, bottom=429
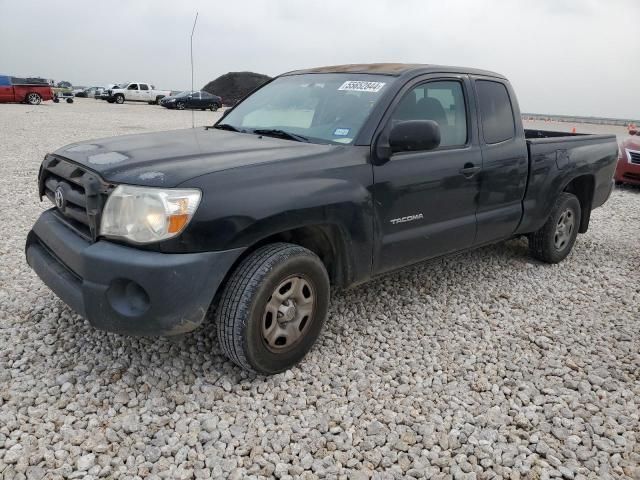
left=173, top=149, right=375, bottom=284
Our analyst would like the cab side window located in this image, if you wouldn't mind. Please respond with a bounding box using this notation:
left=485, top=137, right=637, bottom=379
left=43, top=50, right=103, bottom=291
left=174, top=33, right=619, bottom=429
left=476, top=80, right=515, bottom=144
left=127, top=84, right=138, bottom=90
left=391, top=81, right=467, bottom=147
left=140, top=84, right=149, bottom=91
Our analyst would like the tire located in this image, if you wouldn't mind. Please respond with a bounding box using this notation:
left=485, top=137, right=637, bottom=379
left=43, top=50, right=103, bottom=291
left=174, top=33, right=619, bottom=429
left=215, top=243, right=330, bottom=374
left=66, top=98, right=73, bottom=104
left=154, top=96, right=163, bottom=105
left=26, top=93, right=42, bottom=105
left=107, top=99, right=115, bottom=103
left=176, top=102, right=185, bottom=110
left=528, top=192, right=581, bottom=264
left=114, top=94, right=124, bottom=104
left=53, top=98, right=60, bottom=104
left=210, top=103, right=220, bottom=112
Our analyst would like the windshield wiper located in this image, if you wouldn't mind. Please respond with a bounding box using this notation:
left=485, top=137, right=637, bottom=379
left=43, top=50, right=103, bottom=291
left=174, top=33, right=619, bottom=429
left=210, top=123, right=239, bottom=132
left=252, top=128, right=309, bottom=143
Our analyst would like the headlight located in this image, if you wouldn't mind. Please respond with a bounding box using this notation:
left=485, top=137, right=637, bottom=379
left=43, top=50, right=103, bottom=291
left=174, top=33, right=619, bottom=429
left=167, top=98, right=176, bottom=102
left=100, top=185, right=201, bottom=244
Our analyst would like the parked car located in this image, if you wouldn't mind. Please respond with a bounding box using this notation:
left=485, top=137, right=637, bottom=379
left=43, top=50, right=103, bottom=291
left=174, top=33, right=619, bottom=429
left=25, top=63, right=618, bottom=374
left=0, top=75, right=54, bottom=105
left=105, top=82, right=172, bottom=104
left=160, top=90, right=223, bottom=111
left=615, top=129, right=640, bottom=185
left=75, top=87, right=99, bottom=98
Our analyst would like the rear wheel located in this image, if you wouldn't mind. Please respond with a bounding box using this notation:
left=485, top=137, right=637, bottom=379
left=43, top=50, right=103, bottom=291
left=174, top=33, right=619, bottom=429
left=528, top=192, right=581, bottom=264
left=215, top=243, right=330, bottom=374
left=26, top=93, right=42, bottom=105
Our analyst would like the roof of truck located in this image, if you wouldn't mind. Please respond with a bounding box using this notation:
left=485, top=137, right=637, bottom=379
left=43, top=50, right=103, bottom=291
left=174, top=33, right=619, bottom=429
left=283, top=63, right=506, bottom=79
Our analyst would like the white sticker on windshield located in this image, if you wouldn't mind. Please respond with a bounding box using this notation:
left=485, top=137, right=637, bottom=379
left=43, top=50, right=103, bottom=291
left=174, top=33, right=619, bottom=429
left=338, top=81, right=386, bottom=93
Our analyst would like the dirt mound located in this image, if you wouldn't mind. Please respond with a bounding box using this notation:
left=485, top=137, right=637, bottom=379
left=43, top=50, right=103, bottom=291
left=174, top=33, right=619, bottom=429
left=202, top=72, right=271, bottom=106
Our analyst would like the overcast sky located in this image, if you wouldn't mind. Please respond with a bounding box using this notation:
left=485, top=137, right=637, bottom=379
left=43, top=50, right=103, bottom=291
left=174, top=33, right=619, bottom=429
left=1, top=0, right=638, bottom=118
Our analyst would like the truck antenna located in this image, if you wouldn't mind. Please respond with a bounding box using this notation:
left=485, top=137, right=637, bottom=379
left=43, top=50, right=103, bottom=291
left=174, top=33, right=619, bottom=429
left=190, top=11, right=199, bottom=129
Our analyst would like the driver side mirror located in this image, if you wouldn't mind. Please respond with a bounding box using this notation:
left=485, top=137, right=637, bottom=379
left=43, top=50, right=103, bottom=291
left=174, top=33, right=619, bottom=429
left=389, top=120, right=441, bottom=153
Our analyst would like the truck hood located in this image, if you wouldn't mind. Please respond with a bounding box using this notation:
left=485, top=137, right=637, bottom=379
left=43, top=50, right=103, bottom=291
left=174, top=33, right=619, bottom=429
left=54, top=128, right=339, bottom=187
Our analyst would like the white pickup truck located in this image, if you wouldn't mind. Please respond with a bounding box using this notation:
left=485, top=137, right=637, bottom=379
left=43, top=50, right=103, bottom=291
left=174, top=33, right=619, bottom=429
left=106, top=82, right=172, bottom=105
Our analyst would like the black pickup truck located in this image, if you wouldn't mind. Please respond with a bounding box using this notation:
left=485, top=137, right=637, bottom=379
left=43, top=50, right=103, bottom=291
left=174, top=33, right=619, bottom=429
left=26, top=64, right=618, bottom=374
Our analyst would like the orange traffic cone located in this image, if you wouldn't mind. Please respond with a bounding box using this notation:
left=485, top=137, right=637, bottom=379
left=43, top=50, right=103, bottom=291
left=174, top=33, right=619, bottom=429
left=571, top=127, right=576, bottom=134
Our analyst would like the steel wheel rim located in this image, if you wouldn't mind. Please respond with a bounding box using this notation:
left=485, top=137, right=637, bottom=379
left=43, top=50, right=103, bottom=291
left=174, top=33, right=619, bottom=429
left=554, top=208, right=574, bottom=250
left=28, top=93, right=40, bottom=104
left=262, top=275, right=315, bottom=352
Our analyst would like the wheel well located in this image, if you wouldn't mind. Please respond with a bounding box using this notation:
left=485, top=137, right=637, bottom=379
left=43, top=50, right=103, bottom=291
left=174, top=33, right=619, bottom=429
left=235, top=225, right=348, bottom=287
left=563, top=175, right=594, bottom=233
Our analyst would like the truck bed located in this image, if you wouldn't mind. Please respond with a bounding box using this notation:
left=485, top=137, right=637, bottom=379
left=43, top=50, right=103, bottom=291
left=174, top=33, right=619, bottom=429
left=516, top=131, right=618, bottom=236
left=524, top=129, right=588, bottom=139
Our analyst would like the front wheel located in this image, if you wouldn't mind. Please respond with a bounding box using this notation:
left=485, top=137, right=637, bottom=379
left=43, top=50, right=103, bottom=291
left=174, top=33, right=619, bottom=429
left=176, top=101, right=185, bottom=110
left=26, top=93, right=42, bottom=105
left=215, top=243, right=330, bottom=374
left=528, top=192, right=581, bottom=264
left=114, top=94, right=125, bottom=104
left=210, top=103, right=220, bottom=112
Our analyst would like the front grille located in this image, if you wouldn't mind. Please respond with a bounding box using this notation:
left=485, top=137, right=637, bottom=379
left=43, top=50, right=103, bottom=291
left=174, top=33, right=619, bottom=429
left=627, top=149, right=640, bottom=165
left=39, top=155, right=113, bottom=241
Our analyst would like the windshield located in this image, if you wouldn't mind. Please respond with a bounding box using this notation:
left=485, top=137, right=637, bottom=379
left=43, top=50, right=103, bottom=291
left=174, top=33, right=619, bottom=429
left=175, top=91, right=195, bottom=97
left=219, top=73, right=394, bottom=144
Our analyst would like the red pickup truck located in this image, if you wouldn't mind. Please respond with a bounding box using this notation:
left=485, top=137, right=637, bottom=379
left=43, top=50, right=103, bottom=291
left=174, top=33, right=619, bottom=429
left=0, top=75, right=54, bottom=105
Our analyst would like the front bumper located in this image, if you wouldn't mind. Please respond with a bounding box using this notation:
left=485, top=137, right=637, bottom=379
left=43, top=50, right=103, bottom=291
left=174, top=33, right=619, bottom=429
left=614, top=156, right=640, bottom=185
left=26, top=209, right=244, bottom=336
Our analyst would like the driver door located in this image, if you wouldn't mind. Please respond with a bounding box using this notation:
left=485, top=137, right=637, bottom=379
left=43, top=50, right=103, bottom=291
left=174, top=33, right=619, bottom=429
left=372, top=76, right=482, bottom=273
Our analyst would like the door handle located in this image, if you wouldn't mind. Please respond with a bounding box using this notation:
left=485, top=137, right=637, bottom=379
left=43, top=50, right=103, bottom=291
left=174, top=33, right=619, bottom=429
left=459, top=163, right=481, bottom=177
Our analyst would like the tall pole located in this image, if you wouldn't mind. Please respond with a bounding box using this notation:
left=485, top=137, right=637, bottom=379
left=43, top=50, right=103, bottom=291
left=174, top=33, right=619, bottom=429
left=190, top=11, right=198, bottom=128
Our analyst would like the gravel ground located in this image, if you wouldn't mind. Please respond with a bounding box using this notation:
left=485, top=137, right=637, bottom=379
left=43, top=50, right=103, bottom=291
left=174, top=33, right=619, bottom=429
left=1, top=99, right=639, bottom=480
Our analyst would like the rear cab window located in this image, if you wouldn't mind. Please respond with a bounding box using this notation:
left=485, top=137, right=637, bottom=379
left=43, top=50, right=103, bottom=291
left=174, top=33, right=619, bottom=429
left=476, top=80, right=515, bottom=144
